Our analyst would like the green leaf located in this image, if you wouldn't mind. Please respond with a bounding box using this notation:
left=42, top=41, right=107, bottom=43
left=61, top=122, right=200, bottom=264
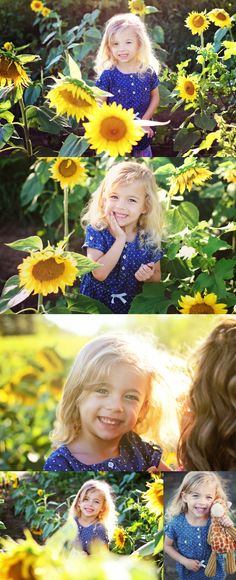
left=204, top=237, right=231, bottom=257
left=68, top=53, right=82, bottom=80
left=26, top=106, right=69, bottom=135
left=213, top=27, right=228, bottom=51
left=162, top=257, right=192, bottom=279
left=69, top=252, right=100, bottom=276
left=0, top=123, right=14, bottom=149
left=133, top=539, right=155, bottom=556
left=72, top=42, right=93, bottom=62
left=85, top=27, right=102, bottom=40
left=194, top=112, right=216, bottom=131
left=166, top=202, right=199, bottom=235
left=152, top=25, right=164, bottom=44
left=43, top=197, right=63, bottom=225
left=20, top=165, right=50, bottom=206
left=0, top=111, right=14, bottom=122
left=18, top=54, right=40, bottom=64
left=6, top=236, right=43, bottom=252
left=174, top=128, right=201, bottom=154
left=214, top=258, right=236, bottom=280
left=24, top=84, right=42, bottom=106
left=63, top=295, right=112, bottom=314
left=145, top=6, right=159, bottom=14
left=0, top=276, right=31, bottom=313
left=129, top=283, right=173, bottom=314
left=59, top=134, right=89, bottom=156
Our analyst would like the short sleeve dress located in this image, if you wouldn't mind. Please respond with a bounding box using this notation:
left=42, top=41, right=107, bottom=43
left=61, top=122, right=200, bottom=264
left=74, top=519, right=109, bottom=554
left=96, top=67, right=160, bottom=152
left=80, top=225, right=163, bottom=313
left=165, top=513, right=225, bottom=580
left=43, top=431, right=162, bottom=472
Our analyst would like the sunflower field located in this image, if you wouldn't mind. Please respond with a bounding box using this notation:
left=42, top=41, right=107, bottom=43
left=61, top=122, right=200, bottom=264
left=0, top=1, right=235, bottom=157
left=0, top=471, right=163, bottom=579
left=0, top=156, right=235, bottom=314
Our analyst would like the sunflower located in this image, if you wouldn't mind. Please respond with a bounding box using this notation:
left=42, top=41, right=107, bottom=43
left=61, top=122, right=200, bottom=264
left=185, top=12, right=209, bottom=35
left=142, top=475, right=163, bottom=517
left=223, top=168, right=236, bottom=183
left=178, top=292, right=228, bottom=314
left=208, top=9, right=232, bottom=28
left=176, top=75, right=199, bottom=102
left=128, top=0, right=146, bottom=16
left=47, top=78, right=98, bottom=122
left=0, top=532, right=43, bottom=580
left=41, top=7, right=51, bottom=17
left=3, top=42, right=13, bottom=51
left=113, top=528, right=127, bottom=550
left=37, top=489, right=44, bottom=497
left=0, top=54, right=30, bottom=87
left=49, top=158, right=87, bottom=189
left=30, top=528, right=43, bottom=536
left=31, top=0, right=44, bottom=12
left=83, top=101, right=144, bottom=156
left=18, top=247, right=77, bottom=296
left=169, top=165, right=212, bottom=195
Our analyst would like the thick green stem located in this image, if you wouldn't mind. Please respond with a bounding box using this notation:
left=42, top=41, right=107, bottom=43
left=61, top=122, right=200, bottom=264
left=37, top=293, right=44, bottom=313
left=19, top=98, right=33, bottom=157
left=200, top=32, right=205, bottom=79
left=64, top=187, right=69, bottom=249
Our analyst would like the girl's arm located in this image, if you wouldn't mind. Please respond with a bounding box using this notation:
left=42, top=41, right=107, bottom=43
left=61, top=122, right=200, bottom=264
left=135, top=261, right=161, bottom=283
left=87, top=213, right=126, bottom=282
left=142, top=87, right=160, bottom=120
left=164, top=536, right=201, bottom=572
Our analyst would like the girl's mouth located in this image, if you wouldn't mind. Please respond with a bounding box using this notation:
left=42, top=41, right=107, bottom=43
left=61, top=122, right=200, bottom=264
left=194, top=507, right=207, bottom=514
left=98, top=416, right=122, bottom=426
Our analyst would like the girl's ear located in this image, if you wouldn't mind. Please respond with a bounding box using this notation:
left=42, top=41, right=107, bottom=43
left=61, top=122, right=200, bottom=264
left=181, top=492, right=187, bottom=503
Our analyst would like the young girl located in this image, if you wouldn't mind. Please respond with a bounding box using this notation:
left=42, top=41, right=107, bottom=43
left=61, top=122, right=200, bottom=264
left=164, top=472, right=233, bottom=580
left=70, top=479, right=116, bottom=554
left=44, top=333, right=179, bottom=472
left=80, top=161, right=163, bottom=314
left=95, top=13, right=160, bottom=157
left=177, top=318, right=236, bottom=471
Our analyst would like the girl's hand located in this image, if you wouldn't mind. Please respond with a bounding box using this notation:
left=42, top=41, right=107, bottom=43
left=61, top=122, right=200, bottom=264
left=143, top=126, right=154, bottom=138
left=183, top=558, right=201, bottom=572
left=135, top=262, right=154, bottom=281
left=221, top=516, right=234, bottom=527
left=106, top=212, right=126, bottom=241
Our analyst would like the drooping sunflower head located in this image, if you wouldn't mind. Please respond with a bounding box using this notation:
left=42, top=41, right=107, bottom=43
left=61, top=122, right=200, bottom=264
left=113, top=527, right=127, bottom=550
left=49, top=157, right=87, bottom=189
left=176, top=75, right=198, bottom=102
left=41, top=7, right=51, bottom=17
left=47, top=78, right=98, bottom=122
left=185, top=11, right=209, bottom=35
left=178, top=292, right=228, bottom=314
left=0, top=53, right=30, bottom=87
left=31, top=0, right=44, bottom=12
left=18, top=246, right=78, bottom=296
left=128, top=0, right=146, bottom=16
left=142, top=475, right=164, bottom=517
left=169, top=164, right=212, bottom=195
left=208, top=9, right=232, bottom=28
left=83, top=101, right=144, bottom=156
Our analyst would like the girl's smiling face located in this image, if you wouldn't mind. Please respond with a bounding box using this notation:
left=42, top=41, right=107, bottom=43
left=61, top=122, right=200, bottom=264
left=103, top=181, right=147, bottom=233
left=182, top=481, right=216, bottom=523
left=78, top=363, right=149, bottom=446
left=110, top=27, right=139, bottom=66
left=78, top=489, right=104, bottom=520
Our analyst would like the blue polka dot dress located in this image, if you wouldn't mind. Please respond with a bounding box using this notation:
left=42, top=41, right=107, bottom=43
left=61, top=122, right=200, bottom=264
left=43, top=431, right=162, bottom=472
left=74, top=519, right=109, bottom=554
left=80, top=225, right=163, bottom=314
left=96, top=67, right=160, bottom=152
left=165, top=513, right=225, bottom=580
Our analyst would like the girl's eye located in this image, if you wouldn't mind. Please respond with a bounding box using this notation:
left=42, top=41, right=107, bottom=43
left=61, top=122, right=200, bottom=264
left=110, top=195, right=118, bottom=200
left=125, top=393, right=140, bottom=401
left=95, top=387, right=108, bottom=394
left=129, top=198, right=137, bottom=203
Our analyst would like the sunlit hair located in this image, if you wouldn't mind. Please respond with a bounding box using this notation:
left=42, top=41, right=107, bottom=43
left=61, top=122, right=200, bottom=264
left=177, top=317, right=236, bottom=470
left=81, top=161, right=162, bottom=248
left=70, top=479, right=117, bottom=540
left=166, top=472, right=228, bottom=520
left=51, top=333, right=181, bottom=455
left=95, top=13, right=160, bottom=76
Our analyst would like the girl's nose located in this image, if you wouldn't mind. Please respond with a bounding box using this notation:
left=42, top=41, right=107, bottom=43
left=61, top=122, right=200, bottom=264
left=105, top=394, right=124, bottom=412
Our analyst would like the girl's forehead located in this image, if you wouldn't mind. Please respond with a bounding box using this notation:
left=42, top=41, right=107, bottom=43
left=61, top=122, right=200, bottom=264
left=83, top=489, right=104, bottom=500
left=111, top=26, right=137, bottom=41
left=189, top=481, right=216, bottom=494
left=107, top=180, right=146, bottom=197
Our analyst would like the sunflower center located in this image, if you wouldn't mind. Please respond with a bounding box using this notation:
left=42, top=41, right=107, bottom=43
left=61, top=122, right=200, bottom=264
left=185, top=81, right=195, bottom=95
left=189, top=303, right=214, bottom=314
left=60, top=89, right=90, bottom=108
left=0, top=58, right=20, bottom=80
left=9, top=561, right=37, bottom=580
left=100, top=116, right=127, bottom=141
left=217, top=12, right=226, bottom=21
left=58, top=159, right=77, bottom=177
left=32, top=258, right=65, bottom=281
left=192, top=15, right=205, bottom=27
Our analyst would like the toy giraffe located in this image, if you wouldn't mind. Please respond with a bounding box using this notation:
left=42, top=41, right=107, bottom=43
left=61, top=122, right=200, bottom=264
left=205, top=497, right=236, bottom=577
